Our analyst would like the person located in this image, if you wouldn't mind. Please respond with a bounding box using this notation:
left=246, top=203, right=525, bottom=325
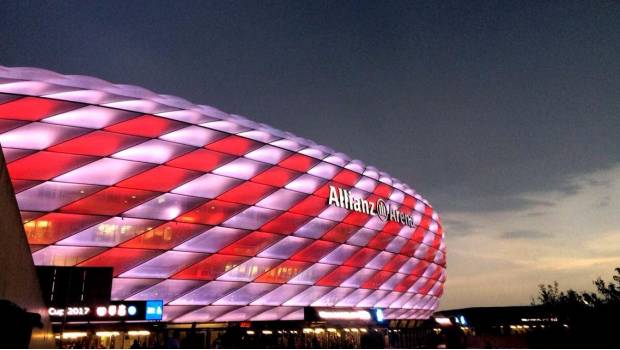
left=130, top=340, right=141, bottom=349
left=166, top=330, right=181, bottom=349
left=213, top=335, right=223, bottom=349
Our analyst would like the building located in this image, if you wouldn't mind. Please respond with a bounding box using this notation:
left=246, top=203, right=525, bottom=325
left=0, top=66, right=446, bottom=348
left=433, top=306, right=569, bottom=348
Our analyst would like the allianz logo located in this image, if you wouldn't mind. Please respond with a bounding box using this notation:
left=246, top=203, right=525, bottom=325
left=327, top=185, right=414, bottom=227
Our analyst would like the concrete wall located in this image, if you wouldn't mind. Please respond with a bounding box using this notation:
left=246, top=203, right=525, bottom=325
left=0, top=150, right=54, bottom=348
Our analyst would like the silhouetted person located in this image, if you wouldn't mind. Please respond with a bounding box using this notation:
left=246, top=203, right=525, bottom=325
left=166, top=330, right=181, bottom=349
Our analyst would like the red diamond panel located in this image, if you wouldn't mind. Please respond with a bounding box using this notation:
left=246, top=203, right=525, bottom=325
left=0, top=97, right=82, bottom=121
left=206, top=135, right=261, bottom=156
left=120, top=222, right=208, bottom=250
left=8, top=152, right=96, bottom=180
left=105, top=115, right=186, bottom=137
left=176, top=200, right=247, bottom=225
left=116, top=165, right=201, bottom=192
left=260, top=212, right=311, bottom=235
left=291, top=240, right=338, bottom=262
left=79, top=248, right=161, bottom=276
left=166, top=148, right=235, bottom=172
left=251, top=166, right=301, bottom=187
left=316, top=266, right=359, bottom=286
left=219, top=231, right=283, bottom=256
left=217, top=182, right=277, bottom=205
left=48, top=131, right=146, bottom=156
left=255, top=260, right=312, bottom=284
left=278, top=154, right=318, bottom=172
left=60, top=187, right=159, bottom=215
left=173, top=254, right=249, bottom=280
left=24, top=212, right=106, bottom=245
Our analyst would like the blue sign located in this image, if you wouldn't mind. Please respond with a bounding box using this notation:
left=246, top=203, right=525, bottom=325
left=145, top=300, right=163, bottom=320
left=372, top=308, right=385, bottom=323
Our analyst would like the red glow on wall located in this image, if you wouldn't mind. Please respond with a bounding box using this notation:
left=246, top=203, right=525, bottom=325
left=205, top=135, right=260, bottom=156
left=419, top=215, right=431, bottom=230
left=60, top=187, right=158, bottom=216
left=116, top=165, right=201, bottom=192
left=403, top=195, right=416, bottom=209
left=361, top=270, right=393, bottom=289
left=219, top=231, right=283, bottom=256
left=217, top=182, right=276, bottom=205
left=383, top=254, right=410, bottom=272
left=399, top=240, right=421, bottom=256
left=255, top=260, right=312, bottom=283
left=342, top=211, right=371, bottom=227
left=316, top=266, right=359, bottom=286
left=394, top=274, right=418, bottom=292
left=173, top=254, right=249, bottom=280
left=418, top=280, right=434, bottom=295
left=332, top=169, right=361, bottom=187
left=105, top=115, right=186, bottom=137
left=260, top=212, right=311, bottom=235
left=48, top=131, right=146, bottom=156
left=288, top=195, right=327, bottom=216
left=120, top=222, right=208, bottom=250
left=176, top=200, right=247, bottom=225
left=0, top=97, right=81, bottom=121
left=425, top=247, right=438, bottom=262
left=411, top=260, right=430, bottom=277
left=321, top=223, right=359, bottom=243
left=251, top=166, right=301, bottom=187
left=166, top=148, right=235, bottom=172
left=23, top=212, right=106, bottom=245
left=344, top=248, right=379, bottom=267
left=412, top=226, right=425, bottom=243
left=382, top=222, right=402, bottom=235
left=278, top=154, right=318, bottom=172
left=291, top=240, right=338, bottom=262
left=373, top=183, right=392, bottom=198
left=8, top=151, right=96, bottom=180
left=367, top=232, right=394, bottom=250
left=428, top=267, right=443, bottom=281
left=79, top=248, right=160, bottom=276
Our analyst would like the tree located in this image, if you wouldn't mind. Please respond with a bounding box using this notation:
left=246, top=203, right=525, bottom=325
left=592, top=267, right=620, bottom=305
left=533, top=281, right=585, bottom=309
left=534, top=266, right=620, bottom=308
left=531, top=267, right=620, bottom=348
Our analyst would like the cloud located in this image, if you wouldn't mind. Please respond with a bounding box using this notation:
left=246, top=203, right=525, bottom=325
left=435, top=193, right=555, bottom=213
left=522, top=211, right=547, bottom=217
left=520, top=256, right=620, bottom=272
left=429, top=161, right=620, bottom=216
left=501, top=229, right=553, bottom=240
left=442, top=218, right=479, bottom=236
left=587, top=178, right=611, bottom=187
left=556, top=183, right=582, bottom=196
left=597, top=195, right=611, bottom=208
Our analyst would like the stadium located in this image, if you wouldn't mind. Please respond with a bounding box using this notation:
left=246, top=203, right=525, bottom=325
left=0, top=66, right=445, bottom=347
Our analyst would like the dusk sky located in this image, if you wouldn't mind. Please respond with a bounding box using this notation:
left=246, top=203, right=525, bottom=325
left=2, top=0, right=619, bottom=310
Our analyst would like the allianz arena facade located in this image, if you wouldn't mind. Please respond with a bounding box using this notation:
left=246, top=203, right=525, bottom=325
left=0, top=66, right=445, bottom=324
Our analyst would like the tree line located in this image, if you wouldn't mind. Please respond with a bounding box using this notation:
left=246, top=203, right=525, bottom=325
left=532, top=267, right=620, bottom=348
